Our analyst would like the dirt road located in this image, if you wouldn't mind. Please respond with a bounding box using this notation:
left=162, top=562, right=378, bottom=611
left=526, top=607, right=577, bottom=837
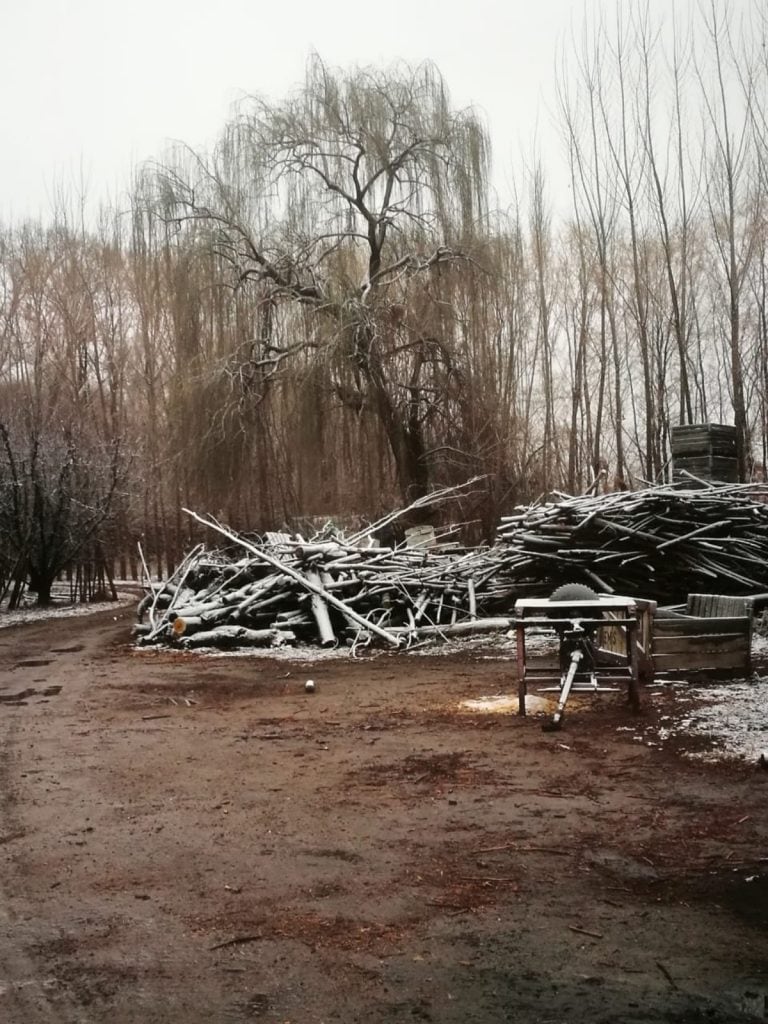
left=1, top=605, right=767, bottom=1022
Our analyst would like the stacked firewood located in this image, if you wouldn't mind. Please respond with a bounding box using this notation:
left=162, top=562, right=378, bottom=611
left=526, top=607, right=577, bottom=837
left=493, top=480, right=768, bottom=605
left=136, top=527, right=505, bottom=651
left=136, top=481, right=768, bottom=651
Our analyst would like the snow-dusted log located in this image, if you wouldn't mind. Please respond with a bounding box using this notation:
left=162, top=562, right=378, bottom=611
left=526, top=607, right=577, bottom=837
left=387, top=617, right=512, bottom=639
left=182, top=509, right=402, bottom=648
left=307, top=570, right=336, bottom=647
left=180, top=626, right=296, bottom=648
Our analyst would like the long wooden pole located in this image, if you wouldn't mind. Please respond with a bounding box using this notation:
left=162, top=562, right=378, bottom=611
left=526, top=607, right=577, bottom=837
left=182, top=509, right=402, bottom=648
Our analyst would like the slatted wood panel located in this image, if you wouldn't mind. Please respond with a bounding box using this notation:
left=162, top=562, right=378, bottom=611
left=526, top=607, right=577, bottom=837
left=671, top=424, right=739, bottom=482
left=670, top=424, right=737, bottom=455
left=653, top=633, right=747, bottom=654
left=600, top=599, right=655, bottom=658
left=673, top=455, right=739, bottom=482
left=656, top=615, right=751, bottom=636
left=652, top=600, right=751, bottom=673
left=686, top=594, right=752, bottom=618
left=653, top=650, right=750, bottom=671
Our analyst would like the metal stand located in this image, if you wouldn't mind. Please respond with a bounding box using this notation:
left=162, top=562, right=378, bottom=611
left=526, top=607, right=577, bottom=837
left=515, top=597, right=641, bottom=726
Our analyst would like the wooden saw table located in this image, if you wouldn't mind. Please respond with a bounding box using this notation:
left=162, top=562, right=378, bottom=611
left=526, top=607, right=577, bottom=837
left=514, top=597, right=642, bottom=719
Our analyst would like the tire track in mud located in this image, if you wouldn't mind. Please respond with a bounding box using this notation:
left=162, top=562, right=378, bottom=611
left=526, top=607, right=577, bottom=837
left=0, top=609, right=133, bottom=1023
left=0, top=679, right=66, bottom=1022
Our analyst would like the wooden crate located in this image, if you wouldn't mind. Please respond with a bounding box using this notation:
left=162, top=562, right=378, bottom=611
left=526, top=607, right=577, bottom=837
left=599, top=598, right=656, bottom=679
left=652, top=594, right=752, bottom=674
left=671, top=423, right=739, bottom=483
left=673, top=454, right=738, bottom=482
left=670, top=423, right=737, bottom=456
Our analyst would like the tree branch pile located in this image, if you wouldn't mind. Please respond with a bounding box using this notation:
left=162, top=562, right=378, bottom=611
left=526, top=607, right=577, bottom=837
left=493, top=481, right=768, bottom=606
left=136, top=482, right=768, bottom=653
left=136, top=479, right=507, bottom=652
left=136, top=529, right=501, bottom=653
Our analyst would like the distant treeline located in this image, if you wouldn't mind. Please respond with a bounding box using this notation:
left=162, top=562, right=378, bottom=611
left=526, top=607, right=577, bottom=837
left=2, top=2, right=768, bottom=598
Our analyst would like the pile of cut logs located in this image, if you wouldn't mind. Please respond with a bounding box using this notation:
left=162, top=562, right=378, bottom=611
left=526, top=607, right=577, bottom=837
left=136, top=515, right=504, bottom=652
left=136, top=480, right=768, bottom=651
left=493, top=479, right=768, bottom=606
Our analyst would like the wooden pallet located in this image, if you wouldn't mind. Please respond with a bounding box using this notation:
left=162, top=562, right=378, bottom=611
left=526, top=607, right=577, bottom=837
left=672, top=454, right=739, bottom=482
left=670, top=423, right=737, bottom=456
left=652, top=594, right=752, bottom=674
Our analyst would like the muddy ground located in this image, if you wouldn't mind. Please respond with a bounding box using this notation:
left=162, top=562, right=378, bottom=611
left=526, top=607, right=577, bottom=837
left=1, top=604, right=767, bottom=1023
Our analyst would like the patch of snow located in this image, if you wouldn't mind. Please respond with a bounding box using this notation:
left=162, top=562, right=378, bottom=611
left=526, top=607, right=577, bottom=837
left=158, top=630, right=521, bottom=664
left=406, top=633, right=517, bottom=658
left=202, top=644, right=350, bottom=664
left=0, top=592, right=136, bottom=630
left=636, top=674, right=768, bottom=765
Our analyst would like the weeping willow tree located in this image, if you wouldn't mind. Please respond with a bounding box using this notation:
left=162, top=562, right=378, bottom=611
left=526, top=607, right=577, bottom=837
left=144, top=56, right=490, bottom=504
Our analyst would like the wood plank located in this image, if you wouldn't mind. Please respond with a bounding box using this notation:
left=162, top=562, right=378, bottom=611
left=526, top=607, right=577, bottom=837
left=653, top=634, right=749, bottom=655
left=670, top=424, right=737, bottom=457
left=671, top=440, right=737, bottom=456
left=653, top=616, right=750, bottom=637
left=653, top=651, right=750, bottom=671
left=686, top=594, right=752, bottom=617
left=672, top=455, right=739, bottom=482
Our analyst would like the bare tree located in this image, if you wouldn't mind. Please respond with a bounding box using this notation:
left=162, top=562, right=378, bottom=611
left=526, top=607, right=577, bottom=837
left=529, top=162, right=559, bottom=490
left=558, top=22, right=623, bottom=483
left=0, top=421, right=123, bottom=605
left=639, top=8, right=699, bottom=430
left=697, top=0, right=759, bottom=479
left=144, top=56, right=489, bottom=504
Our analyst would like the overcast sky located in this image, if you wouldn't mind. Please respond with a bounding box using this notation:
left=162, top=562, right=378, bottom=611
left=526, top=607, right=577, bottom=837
left=0, top=0, right=735, bottom=223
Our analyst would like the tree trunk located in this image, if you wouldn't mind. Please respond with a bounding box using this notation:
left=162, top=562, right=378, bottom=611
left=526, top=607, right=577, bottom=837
left=355, top=323, right=430, bottom=506
left=29, top=571, right=54, bottom=607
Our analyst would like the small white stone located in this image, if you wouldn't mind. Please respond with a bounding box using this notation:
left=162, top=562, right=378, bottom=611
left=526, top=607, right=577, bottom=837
left=305, top=679, right=316, bottom=693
